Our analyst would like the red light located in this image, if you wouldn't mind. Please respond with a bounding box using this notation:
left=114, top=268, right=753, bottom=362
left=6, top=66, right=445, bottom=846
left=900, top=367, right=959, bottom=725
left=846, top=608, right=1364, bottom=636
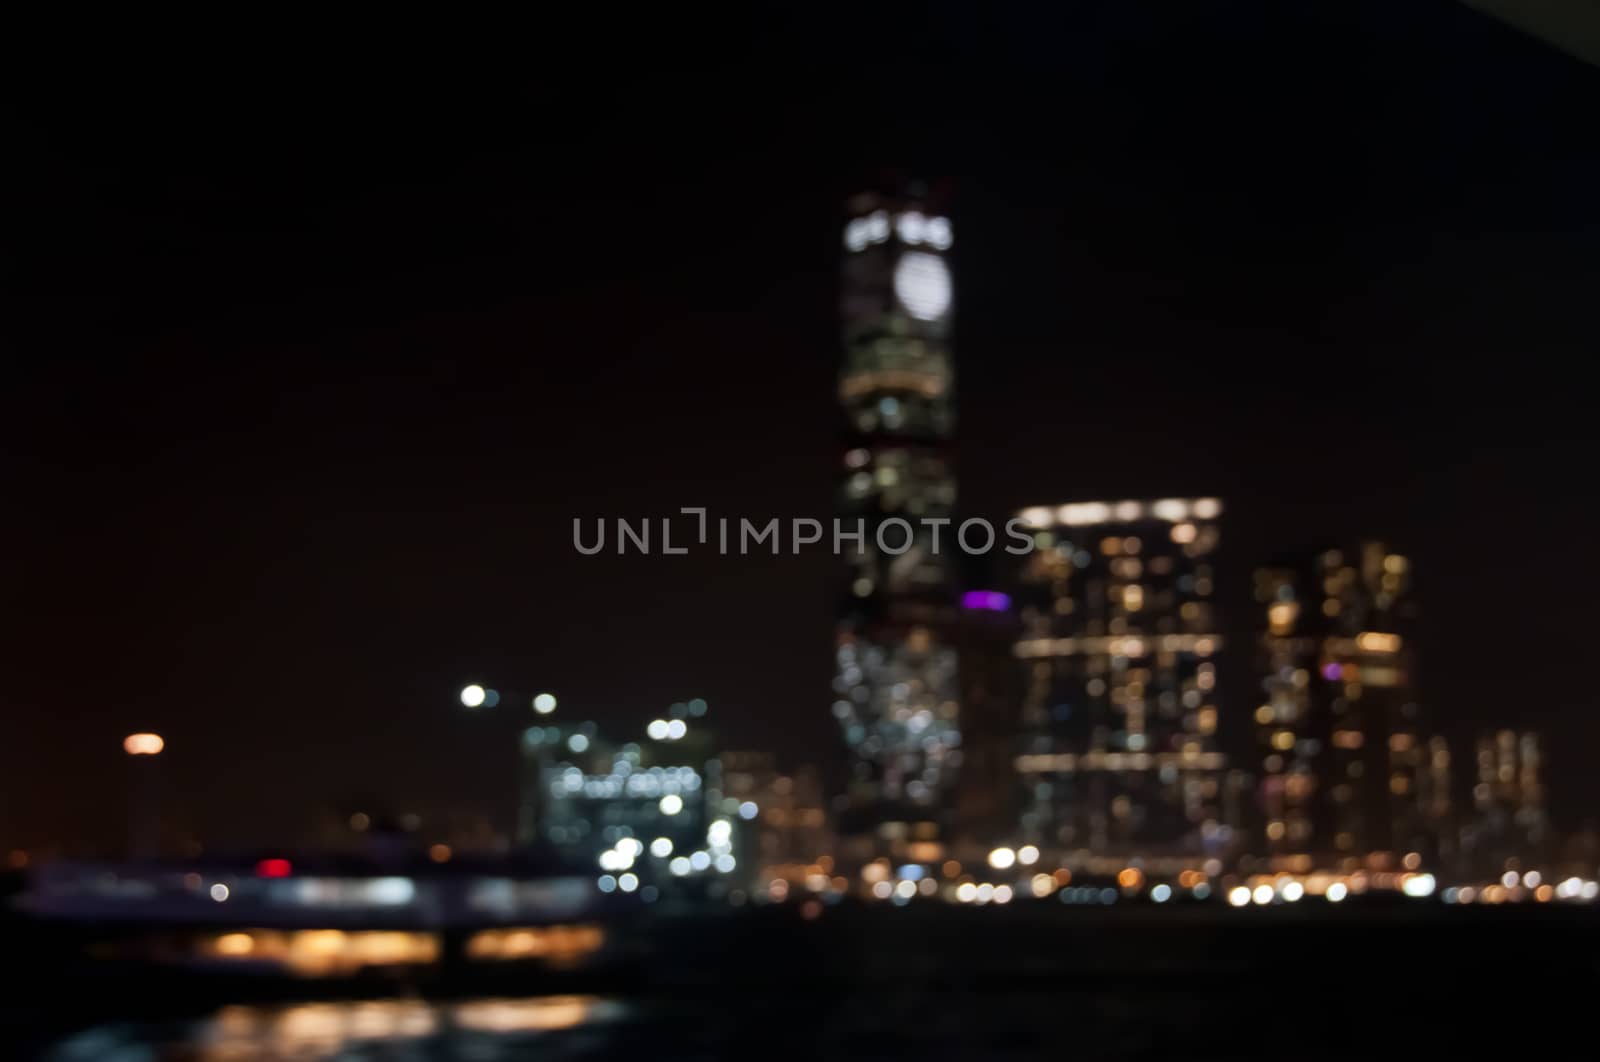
left=256, top=858, right=292, bottom=878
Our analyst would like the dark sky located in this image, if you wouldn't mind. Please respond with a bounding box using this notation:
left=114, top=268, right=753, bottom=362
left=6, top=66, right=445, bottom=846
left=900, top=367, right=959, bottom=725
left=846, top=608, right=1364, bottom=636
left=9, top=2, right=1600, bottom=853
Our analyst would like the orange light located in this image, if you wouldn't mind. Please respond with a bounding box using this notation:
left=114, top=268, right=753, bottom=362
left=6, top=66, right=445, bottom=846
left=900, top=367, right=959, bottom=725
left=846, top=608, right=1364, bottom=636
left=123, top=732, right=165, bottom=756
left=215, top=932, right=255, bottom=957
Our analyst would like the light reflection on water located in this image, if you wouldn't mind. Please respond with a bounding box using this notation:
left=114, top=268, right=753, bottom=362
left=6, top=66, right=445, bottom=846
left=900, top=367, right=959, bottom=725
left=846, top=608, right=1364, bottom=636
left=42, top=995, right=626, bottom=1061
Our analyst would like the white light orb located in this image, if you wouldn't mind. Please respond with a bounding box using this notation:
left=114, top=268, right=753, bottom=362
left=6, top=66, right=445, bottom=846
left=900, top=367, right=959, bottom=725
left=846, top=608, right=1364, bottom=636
left=1402, top=873, right=1436, bottom=898
left=866, top=210, right=889, bottom=243
left=460, top=685, right=486, bottom=709
left=650, top=837, right=673, bottom=858
left=647, top=719, right=670, bottom=741
left=659, top=794, right=684, bottom=815
left=844, top=218, right=869, bottom=252
left=893, top=252, right=952, bottom=321
left=896, top=210, right=927, bottom=244
left=533, top=693, right=557, bottom=714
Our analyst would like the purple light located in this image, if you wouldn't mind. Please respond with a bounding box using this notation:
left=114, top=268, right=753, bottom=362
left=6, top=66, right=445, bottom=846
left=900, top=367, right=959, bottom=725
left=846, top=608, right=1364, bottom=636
left=1322, top=662, right=1342, bottom=681
left=962, top=591, right=1011, bottom=612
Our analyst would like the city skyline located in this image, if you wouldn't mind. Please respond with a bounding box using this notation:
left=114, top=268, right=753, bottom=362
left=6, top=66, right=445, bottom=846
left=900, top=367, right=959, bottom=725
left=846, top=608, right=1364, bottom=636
left=11, top=1, right=1600, bottom=858
left=10, top=9, right=1600, bottom=1060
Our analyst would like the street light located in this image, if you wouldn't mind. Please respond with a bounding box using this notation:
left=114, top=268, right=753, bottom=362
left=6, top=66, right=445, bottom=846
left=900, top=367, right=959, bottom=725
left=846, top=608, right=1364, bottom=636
left=123, top=732, right=165, bottom=756
left=123, top=732, right=165, bottom=860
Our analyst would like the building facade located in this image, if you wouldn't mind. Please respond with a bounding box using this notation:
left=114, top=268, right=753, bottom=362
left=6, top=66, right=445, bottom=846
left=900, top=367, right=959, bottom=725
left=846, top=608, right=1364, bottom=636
left=720, top=750, right=834, bottom=892
left=518, top=700, right=747, bottom=897
left=1252, top=543, right=1447, bottom=866
left=1460, top=729, right=1547, bottom=875
left=1012, top=498, right=1232, bottom=860
left=832, top=184, right=962, bottom=844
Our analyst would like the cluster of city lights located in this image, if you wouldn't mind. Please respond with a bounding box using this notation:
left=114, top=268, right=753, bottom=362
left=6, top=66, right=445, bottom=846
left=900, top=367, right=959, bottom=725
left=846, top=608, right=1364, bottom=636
left=645, top=718, right=689, bottom=741
left=549, top=762, right=702, bottom=803
left=1017, top=498, right=1222, bottom=529
left=833, top=853, right=1600, bottom=911
left=842, top=209, right=953, bottom=253
left=1440, top=870, right=1600, bottom=905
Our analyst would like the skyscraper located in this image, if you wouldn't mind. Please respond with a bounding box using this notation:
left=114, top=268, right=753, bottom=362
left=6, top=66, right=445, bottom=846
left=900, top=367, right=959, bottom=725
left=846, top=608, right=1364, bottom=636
left=1012, top=499, right=1232, bottom=860
left=1252, top=543, right=1446, bottom=865
left=832, top=184, right=961, bottom=846
left=1461, top=729, right=1547, bottom=875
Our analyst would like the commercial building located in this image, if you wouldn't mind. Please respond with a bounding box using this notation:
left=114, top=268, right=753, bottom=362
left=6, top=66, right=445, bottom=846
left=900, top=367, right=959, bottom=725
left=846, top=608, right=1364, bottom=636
left=833, top=183, right=962, bottom=849
left=1011, top=498, right=1233, bottom=860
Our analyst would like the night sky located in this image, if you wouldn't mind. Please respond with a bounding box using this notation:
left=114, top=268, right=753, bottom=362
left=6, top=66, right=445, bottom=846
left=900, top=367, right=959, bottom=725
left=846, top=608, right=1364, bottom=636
left=10, top=2, right=1600, bottom=853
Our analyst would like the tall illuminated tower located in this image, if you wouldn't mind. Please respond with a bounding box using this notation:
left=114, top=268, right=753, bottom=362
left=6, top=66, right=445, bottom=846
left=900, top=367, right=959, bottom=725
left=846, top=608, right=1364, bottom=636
left=832, top=184, right=961, bottom=845
left=1012, top=499, right=1232, bottom=862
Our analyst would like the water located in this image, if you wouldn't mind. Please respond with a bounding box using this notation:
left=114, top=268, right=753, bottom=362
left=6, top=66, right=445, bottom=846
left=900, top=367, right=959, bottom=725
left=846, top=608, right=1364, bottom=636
left=39, top=996, right=634, bottom=1060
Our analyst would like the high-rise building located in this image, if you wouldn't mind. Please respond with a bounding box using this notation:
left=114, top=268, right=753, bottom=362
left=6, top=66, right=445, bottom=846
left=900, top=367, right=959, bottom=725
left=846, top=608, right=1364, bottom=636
left=1011, top=498, right=1231, bottom=860
left=1461, top=729, right=1548, bottom=874
left=1252, top=543, right=1446, bottom=865
left=832, top=184, right=961, bottom=845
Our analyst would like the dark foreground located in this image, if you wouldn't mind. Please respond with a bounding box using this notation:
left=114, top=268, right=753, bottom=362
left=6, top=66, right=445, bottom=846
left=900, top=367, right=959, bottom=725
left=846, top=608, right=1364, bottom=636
left=8, top=902, right=1599, bottom=1059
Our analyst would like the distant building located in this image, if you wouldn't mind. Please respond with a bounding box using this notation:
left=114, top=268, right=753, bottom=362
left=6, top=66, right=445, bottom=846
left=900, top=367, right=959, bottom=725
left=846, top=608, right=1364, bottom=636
left=1460, top=729, right=1548, bottom=874
left=720, top=751, right=833, bottom=890
left=1251, top=543, right=1447, bottom=866
left=833, top=182, right=961, bottom=848
left=1011, top=498, right=1231, bottom=860
left=518, top=700, right=745, bottom=897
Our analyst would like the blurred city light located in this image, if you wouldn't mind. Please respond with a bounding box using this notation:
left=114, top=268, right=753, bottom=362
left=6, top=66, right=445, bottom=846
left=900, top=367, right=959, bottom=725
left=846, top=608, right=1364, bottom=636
left=123, top=732, right=164, bottom=756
